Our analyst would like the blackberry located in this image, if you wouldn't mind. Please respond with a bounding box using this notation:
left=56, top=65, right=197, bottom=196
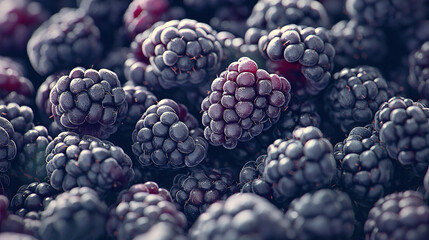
left=38, top=187, right=107, bottom=240
left=317, top=0, right=346, bottom=22
left=247, top=0, right=330, bottom=31
left=10, top=126, right=52, bottom=185
left=285, top=189, right=355, bottom=240
left=0, top=0, right=48, bottom=56
left=45, top=132, right=134, bottom=193
left=98, top=48, right=130, bottom=83
left=201, top=57, right=291, bottom=149
left=345, top=0, right=427, bottom=29
left=170, top=166, right=238, bottom=223
left=49, top=67, right=128, bottom=139
left=408, top=41, right=429, bottom=101
left=364, top=191, right=429, bottom=240
left=374, top=97, right=429, bottom=177
left=404, top=20, right=429, bottom=53
left=35, top=72, right=63, bottom=121
left=331, top=20, right=387, bottom=69
left=239, top=155, right=273, bottom=200
left=324, top=66, right=391, bottom=133
left=106, top=182, right=187, bottom=240
left=263, top=126, right=337, bottom=203
left=0, top=233, right=37, bottom=240
left=0, top=117, right=17, bottom=173
left=0, top=213, right=35, bottom=236
left=141, top=19, right=223, bottom=89
left=259, top=24, right=335, bottom=97
left=132, top=99, right=208, bottom=169
left=189, top=193, right=290, bottom=240
left=0, top=103, right=34, bottom=151
left=27, top=8, right=103, bottom=76
left=0, top=57, right=34, bottom=106
left=10, top=182, right=57, bottom=218
left=334, top=125, right=394, bottom=207
left=133, top=222, right=187, bottom=240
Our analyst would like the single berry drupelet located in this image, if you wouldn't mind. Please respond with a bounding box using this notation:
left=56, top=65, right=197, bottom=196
left=0, top=103, right=34, bottom=152
left=364, top=191, right=429, bottom=240
left=49, top=67, right=128, bottom=139
left=374, top=97, right=429, bottom=177
left=132, top=99, right=209, bottom=169
left=334, top=125, right=394, bottom=207
left=45, top=132, right=134, bottom=193
left=259, top=24, right=335, bottom=97
left=285, top=189, right=355, bottom=240
left=247, top=0, right=330, bottom=31
left=239, top=155, right=273, bottom=200
left=324, top=66, right=391, bottom=133
left=0, top=117, right=17, bottom=173
left=201, top=57, right=291, bottom=149
left=27, top=8, right=103, bottom=76
left=106, top=182, right=187, bottom=240
left=408, top=41, right=429, bottom=101
left=263, top=126, right=337, bottom=203
left=38, top=187, right=107, bottom=240
left=10, top=182, right=57, bottom=218
left=170, top=166, right=238, bottom=223
left=331, top=20, right=387, bottom=69
left=189, top=193, right=290, bottom=240
left=141, top=19, right=223, bottom=89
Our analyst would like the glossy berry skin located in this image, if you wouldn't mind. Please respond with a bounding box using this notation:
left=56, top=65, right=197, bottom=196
left=0, top=103, right=35, bottom=151
left=364, top=191, right=429, bottom=240
left=10, top=182, right=57, bottom=218
left=0, top=117, right=17, bottom=173
left=27, top=8, right=103, bottom=76
left=49, top=67, right=128, bottom=139
left=45, top=132, right=134, bottom=194
left=324, top=66, right=391, bottom=133
left=189, top=193, right=290, bottom=240
left=259, top=24, right=335, bottom=97
left=239, top=155, right=273, bottom=201
left=285, top=189, right=355, bottom=240
left=0, top=57, right=34, bottom=106
left=374, top=97, right=429, bottom=177
left=334, top=125, right=394, bottom=207
left=132, top=99, right=208, bottom=169
left=263, top=126, right=336, bottom=203
left=38, top=187, right=107, bottom=240
left=408, top=41, right=429, bottom=101
left=201, top=57, right=291, bottom=149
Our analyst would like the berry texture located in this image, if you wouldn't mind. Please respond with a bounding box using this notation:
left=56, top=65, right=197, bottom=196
left=239, top=155, right=273, bottom=200
left=259, top=24, right=335, bottom=97
left=49, top=67, right=128, bottom=139
left=132, top=99, right=208, bottom=169
left=0, top=103, right=34, bottom=151
left=201, top=57, right=291, bottom=149
left=189, top=193, right=289, bottom=240
left=324, top=66, right=391, bottom=133
left=132, top=222, right=187, bottom=240
left=10, top=182, right=57, bottom=218
left=36, top=73, right=62, bottom=120
left=170, top=166, right=238, bottom=222
left=27, top=8, right=103, bottom=76
left=0, top=117, right=17, bottom=173
left=38, top=187, right=107, bottom=240
left=263, top=126, right=336, bottom=203
left=364, top=191, right=429, bottom=240
left=0, top=233, right=37, bottom=240
left=374, top=97, right=429, bottom=177
left=334, top=125, right=394, bottom=206
left=106, top=182, right=187, bottom=240
left=141, top=19, right=223, bottom=89
left=285, top=189, right=355, bottom=240
left=408, top=41, right=429, bottom=101
left=45, top=132, right=134, bottom=193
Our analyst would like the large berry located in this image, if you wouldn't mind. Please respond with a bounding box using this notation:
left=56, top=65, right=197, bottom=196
left=10, top=182, right=57, bottom=218
left=49, top=67, right=128, bottom=139
left=0, top=117, right=17, bottom=173
left=0, top=103, right=34, bottom=151
left=408, top=41, right=429, bottom=101
left=0, top=57, right=34, bottom=106
left=201, top=57, right=291, bottom=149
left=239, top=155, right=273, bottom=201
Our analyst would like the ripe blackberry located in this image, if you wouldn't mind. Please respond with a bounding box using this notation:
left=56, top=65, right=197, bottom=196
left=331, top=20, right=387, bottom=69
left=141, top=19, right=223, bottom=89
left=364, top=191, right=429, bottom=240
left=259, top=24, right=335, bottom=97
left=409, top=41, right=429, bottom=101
left=27, top=8, right=103, bottom=76
left=45, top=132, right=134, bottom=193
left=170, top=166, right=238, bottom=223
left=10, top=182, right=57, bottom=218
left=263, top=126, right=337, bottom=203
left=49, top=67, right=128, bottom=139
left=189, top=193, right=290, bottom=240
left=38, top=187, right=107, bottom=240
left=324, top=66, right=391, bottom=133
left=132, top=99, right=208, bottom=169
left=133, top=222, right=187, bottom=240
left=201, top=57, right=291, bottom=149
left=0, top=233, right=37, bottom=240
left=425, top=167, right=429, bottom=196
left=0, top=103, right=34, bottom=151
left=247, top=0, right=330, bottom=31
left=106, top=182, right=187, bottom=240
left=35, top=72, right=65, bottom=121
left=239, top=155, right=273, bottom=200
left=98, top=48, right=130, bottom=83
left=285, top=189, right=355, bottom=240
left=374, top=97, right=429, bottom=177
left=317, top=0, right=346, bottom=22
left=10, top=126, right=52, bottom=185
left=0, top=117, right=17, bottom=173
left=334, top=125, right=394, bottom=207
left=345, top=0, right=427, bottom=29
left=0, top=0, right=48, bottom=55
